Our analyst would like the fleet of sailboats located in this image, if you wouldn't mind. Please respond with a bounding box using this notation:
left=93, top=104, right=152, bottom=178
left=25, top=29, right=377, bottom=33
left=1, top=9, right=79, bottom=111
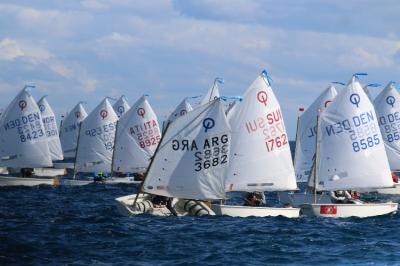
left=1, top=73, right=400, bottom=218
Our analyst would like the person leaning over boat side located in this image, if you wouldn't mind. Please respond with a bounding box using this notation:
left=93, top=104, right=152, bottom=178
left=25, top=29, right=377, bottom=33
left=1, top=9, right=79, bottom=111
left=330, top=190, right=352, bottom=204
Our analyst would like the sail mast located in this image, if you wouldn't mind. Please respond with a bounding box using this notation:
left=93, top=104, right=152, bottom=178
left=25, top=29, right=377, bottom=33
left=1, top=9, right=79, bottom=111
left=110, top=120, right=119, bottom=176
left=132, top=122, right=171, bottom=208
left=72, top=122, right=82, bottom=179
left=313, top=114, right=321, bottom=204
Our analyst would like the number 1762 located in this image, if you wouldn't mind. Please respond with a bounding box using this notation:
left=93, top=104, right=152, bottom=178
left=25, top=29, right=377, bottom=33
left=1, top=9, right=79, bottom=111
left=265, top=134, right=288, bottom=152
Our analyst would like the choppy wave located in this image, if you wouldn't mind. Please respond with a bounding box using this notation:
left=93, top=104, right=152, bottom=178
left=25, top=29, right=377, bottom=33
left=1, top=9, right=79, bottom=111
left=1, top=185, right=400, bottom=265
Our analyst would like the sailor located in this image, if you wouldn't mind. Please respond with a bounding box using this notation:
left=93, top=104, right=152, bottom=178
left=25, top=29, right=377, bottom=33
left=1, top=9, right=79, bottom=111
left=244, top=192, right=263, bottom=207
left=330, top=190, right=352, bottom=203
left=94, top=171, right=104, bottom=182
left=392, top=172, right=399, bottom=183
left=151, top=195, right=168, bottom=208
left=134, top=172, right=146, bottom=182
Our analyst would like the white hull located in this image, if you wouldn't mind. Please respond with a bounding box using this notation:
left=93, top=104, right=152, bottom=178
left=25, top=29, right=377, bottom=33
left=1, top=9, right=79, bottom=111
left=377, top=183, right=400, bottom=195
left=278, top=191, right=332, bottom=207
left=211, top=204, right=300, bottom=218
left=0, top=176, right=60, bottom=186
left=61, top=179, right=93, bottom=186
left=33, top=168, right=66, bottom=177
left=115, top=194, right=215, bottom=217
left=301, top=202, right=398, bottom=218
left=103, top=177, right=141, bottom=185
left=115, top=194, right=172, bottom=216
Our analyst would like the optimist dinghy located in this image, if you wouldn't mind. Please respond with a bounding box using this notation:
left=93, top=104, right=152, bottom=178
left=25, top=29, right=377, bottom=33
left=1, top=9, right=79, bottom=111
left=279, top=83, right=338, bottom=207
left=112, top=95, right=161, bottom=181
left=58, top=102, right=88, bottom=169
left=0, top=86, right=61, bottom=186
left=115, top=98, right=230, bottom=216
left=372, top=82, right=400, bottom=194
left=113, top=95, right=130, bottom=118
left=210, top=70, right=300, bottom=218
left=301, top=75, right=398, bottom=218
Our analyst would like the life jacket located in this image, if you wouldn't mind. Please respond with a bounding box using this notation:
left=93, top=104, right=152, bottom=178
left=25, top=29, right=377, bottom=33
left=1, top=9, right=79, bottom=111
left=392, top=172, right=399, bottom=183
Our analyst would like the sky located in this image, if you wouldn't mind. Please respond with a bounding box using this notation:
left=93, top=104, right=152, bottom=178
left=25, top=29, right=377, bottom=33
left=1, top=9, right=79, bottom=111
left=0, top=0, right=399, bottom=139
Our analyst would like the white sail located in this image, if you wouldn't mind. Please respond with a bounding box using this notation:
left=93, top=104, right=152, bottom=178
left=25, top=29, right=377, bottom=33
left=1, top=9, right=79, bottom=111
left=75, top=98, right=118, bottom=172
left=167, top=98, right=193, bottom=124
left=113, top=95, right=161, bottom=173
left=143, top=99, right=230, bottom=200
left=374, top=82, right=400, bottom=170
left=60, top=102, right=88, bottom=158
left=0, top=87, right=52, bottom=167
left=294, top=85, right=337, bottom=182
left=200, top=78, right=222, bottom=105
left=224, top=71, right=297, bottom=192
left=316, top=76, right=393, bottom=191
left=113, top=95, right=130, bottom=118
left=37, top=96, right=64, bottom=161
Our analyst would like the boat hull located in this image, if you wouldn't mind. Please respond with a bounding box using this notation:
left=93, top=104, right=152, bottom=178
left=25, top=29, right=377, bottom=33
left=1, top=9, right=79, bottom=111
left=301, top=202, right=398, bottom=218
left=278, top=191, right=332, bottom=207
left=115, top=194, right=172, bottom=216
left=0, top=176, right=60, bottom=186
left=211, top=204, right=300, bottom=218
left=115, top=194, right=215, bottom=217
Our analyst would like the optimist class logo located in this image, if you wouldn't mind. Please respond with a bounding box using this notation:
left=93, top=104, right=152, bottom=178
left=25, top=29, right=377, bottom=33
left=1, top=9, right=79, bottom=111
left=100, top=109, right=108, bottom=119
left=117, top=106, right=125, bottom=114
left=202, top=118, right=215, bottom=133
left=386, top=96, right=395, bottom=108
left=39, top=104, right=45, bottom=112
left=180, top=109, right=187, bottom=116
left=349, top=93, right=361, bottom=108
left=19, top=100, right=27, bottom=110
left=257, top=91, right=268, bottom=106
left=137, top=108, right=145, bottom=118
left=75, top=111, right=81, bottom=118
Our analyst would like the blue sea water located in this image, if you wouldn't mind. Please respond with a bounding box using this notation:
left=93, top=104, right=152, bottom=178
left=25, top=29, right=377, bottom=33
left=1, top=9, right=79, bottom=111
left=1, top=184, right=400, bottom=266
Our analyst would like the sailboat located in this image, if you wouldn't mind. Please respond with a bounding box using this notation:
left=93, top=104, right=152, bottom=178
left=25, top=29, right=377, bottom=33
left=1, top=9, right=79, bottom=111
left=373, top=82, right=400, bottom=194
left=58, top=102, right=88, bottom=168
left=112, top=95, right=161, bottom=182
left=301, top=75, right=398, bottom=218
left=211, top=70, right=300, bottom=218
left=199, top=78, right=223, bottom=105
left=115, top=98, right=229, bottom=216
left=113, top=95, right=130, bottom=118
left=37, top=96, right=66, bottom=176
left=0, top=86, right=60, bottom=186
left=73, top=98, right=118, bottom=180
left=279, top=83, right=339, bottom=206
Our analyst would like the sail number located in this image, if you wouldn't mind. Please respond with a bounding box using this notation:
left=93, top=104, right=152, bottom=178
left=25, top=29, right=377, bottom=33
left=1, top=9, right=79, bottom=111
left=352, top=134, right=380, bottom=152
left=171, top=134, right=229, bottom=172
left=379, top=112, right=400, bottom=143
left=194, top=144, right=229, bottom=172
left=265, top=134, right=288, bottom=152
